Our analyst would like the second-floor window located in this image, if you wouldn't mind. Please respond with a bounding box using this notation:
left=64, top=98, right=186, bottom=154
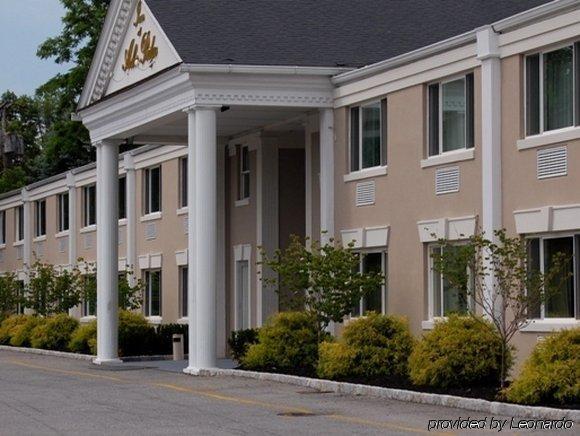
left=526, top=43, right=579, bottom=136
left=179, top=157, right=188, bottom=208
left=238, top=145, right=250, bottom=200
left=428, top=73, right=474, bottom=156
left=144, top=166, right=161, bottom=214
left=15, top=205, right=24, bottom=242
left=34, top=199, right=46, bottom=238
left=118, top=176, right=126, bottom=220
left=350, top=99, right=387, bottom=171
left=0, top=210, right=5, bottom=245
left=83, top=185, right=96, bottom=227
left=58, top=193, right=69, bottom=232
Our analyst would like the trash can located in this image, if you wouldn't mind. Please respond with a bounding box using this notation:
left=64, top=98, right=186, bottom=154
left=172, top=333, right=184, bottom=361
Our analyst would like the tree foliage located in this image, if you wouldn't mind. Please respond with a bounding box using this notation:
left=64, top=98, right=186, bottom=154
left=0, top=273, right=24, bottom=318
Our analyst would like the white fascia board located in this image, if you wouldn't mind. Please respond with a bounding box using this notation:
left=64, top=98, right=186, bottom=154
left=492, top=0, right=580, bottom=33
left=180, top=63, right=349, bottom=76
left=133, top=145, right=187, bottom=170
left=0, top=194, right=23, bottom=210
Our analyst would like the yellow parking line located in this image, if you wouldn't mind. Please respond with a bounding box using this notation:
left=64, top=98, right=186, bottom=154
left=5, top=359, right=125, bottom=382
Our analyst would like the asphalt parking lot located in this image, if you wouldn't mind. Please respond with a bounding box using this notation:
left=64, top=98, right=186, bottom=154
left=0, top=349, right=572, bottom=435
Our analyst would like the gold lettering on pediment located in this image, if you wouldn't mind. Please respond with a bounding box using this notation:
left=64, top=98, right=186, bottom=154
left=122, top=1, right=159, bottom=72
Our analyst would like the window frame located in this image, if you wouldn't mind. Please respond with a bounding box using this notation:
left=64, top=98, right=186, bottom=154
left=57, top=192, right=69, bottom=233
left=118, top=176, right=126, bottom=220
left=526, top=233, right=578, bottom=320
left=83, top=184, right=96, bottom=227
left=349, top=99, right=386, bottom=173
left=15, top=205, right=24, bottom=242
left=144, top=269, right=162, bottom=318
left=238, top=145, right=250, bottom=201
left=350, top=250, right=387, bottom=318
left=81, top=274, right=96, bottom=318
left=0, top=210, right=5, bottom=245
left=179, top=157, right=188, bottom=208
left=525, top=42, right=578, bottom=137
left=179, top=266, right=188, bottom=318
left=34, top=199, right=46, bottom=238
left=144, top=165, right=162, bottom=215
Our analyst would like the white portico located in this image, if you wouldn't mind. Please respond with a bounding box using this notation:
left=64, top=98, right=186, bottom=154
left=77, top=0, right=344, bottom=369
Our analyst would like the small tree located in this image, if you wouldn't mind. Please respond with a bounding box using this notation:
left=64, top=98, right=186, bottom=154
left=0, top=272, right=24, bottom=317
left=26, top=261, right=84, bottom=316
left=260, top=235, right=385, bottom=336
left=432, top=229, right=570, bottom=388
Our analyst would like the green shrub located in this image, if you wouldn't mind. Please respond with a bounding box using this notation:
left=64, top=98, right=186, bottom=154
left=0, top=314, right=28, bottom=345
left=242, top=312, right=319, bottom=375
left=154, top=323, right=189, bottom=355
left=317, top=313, right=414, bottom=380
left=228, top=328, right=259, bottom=362
left=68, top=321, right=97, bottom=354
left=118, top=310, right=156, bottom=357
left=10, top=316, right=45, bottom=348
left=506, top=329, right=579, bottom=405
left=30, top=314, right=79, bottom=351
left=409, top=315, right=510, bottom=389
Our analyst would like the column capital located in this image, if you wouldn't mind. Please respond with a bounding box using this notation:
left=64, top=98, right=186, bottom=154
left=92, top=139, right=122, bottom=148
left=183, top=103, right=221, bottom=113
left=476, top=26, right=500, bottom=61
left=123, top=153, right=135, bottom=171
left=20, top=187, right=29, bottom=202
left=66, top=171, right=76, bottom=189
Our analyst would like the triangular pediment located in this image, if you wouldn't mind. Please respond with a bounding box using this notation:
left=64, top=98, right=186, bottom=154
left=79, top=0, right=181, bottom=108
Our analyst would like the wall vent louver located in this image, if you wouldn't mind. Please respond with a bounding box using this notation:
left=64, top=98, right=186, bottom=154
left=356, top=181, right=375, bottom=207
left=537, top=146, right=567, bottom=179
left=58, top=237, right=67, bottom=253
left=435, top=166, right=460, bottom=195
left=145, top=222, right=157, bottom=240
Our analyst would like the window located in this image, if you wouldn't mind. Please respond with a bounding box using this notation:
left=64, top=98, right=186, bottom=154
left=144, top=270, right=162, bottom=317
left=0, top=210, right=5, bottom=244
left=179, top=157, right=188, bottom=208
left=83, top=185, right=96, bottom=227
left=144, top=166, right=161, bottom=214
left=350, top=99, right=387, bottom=171
left=34, top=200, right=46, bottom=237
left=428, top=246, right=472, bottom=318
left=15, top=205, right=24, bottom=242
left=526, top=43, right=580, bottom=136
left=528, top=235, right=578, bottom=319
left=428, top=73, right=474, bottom=156
left=16, top=280, right=25, bottom=314
left=118, top=176, right=126, bottom=220
left=352, top=252, right=386, bottom=317
left=235, top=260, right=250, bottom=329
left=238, top=145, right=250, bottom=200
left=82, top=275, right=96, bottom=317
left=179, top=266, right=188, bottom=318
left=57, top=193, right=69, bottom=232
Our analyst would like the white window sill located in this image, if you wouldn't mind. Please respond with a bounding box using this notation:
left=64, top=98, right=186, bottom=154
left=146, top=316, right=163, bottom=325
left=55, top=230, right=70, bottom=239
left=520, top=318, right=579, bottom=333
left=420, top=148, right=475, bottom=168
left=343, top=166, right=388, bottom=182
left=119, top=218, right=127, bottom=226
left=0, top=243, right=6, bottom=250
left=80, top=315, right=96, bottom=324
left=140, top=212, right=162, bottom=222
left=235, top=198, right=250, bottom=207
left=421, top=317, right=449, bottom=330
left=177, top=317, right=188, bottom=325
left=33, top=235, right=47, bottom=243
left=176, top=207, right=188, bottom=216
left=13, top=240, right=24, bottom=247
left=517, top=126, right=580, bottom=150
left=80, top=225, right=96, bottom=234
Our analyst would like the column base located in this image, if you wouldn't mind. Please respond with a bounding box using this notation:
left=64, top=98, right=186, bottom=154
left=92, top=357, right=123, bottom=366
left=183, top=366, right=217, bottom=376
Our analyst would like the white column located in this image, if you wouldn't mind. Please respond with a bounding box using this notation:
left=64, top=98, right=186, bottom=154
left=185, top=108, right=197, bottom=371
left=477, top=26, right=502, bottom=317
left=22, top=188, right=33, bottom=315
left=304, top=117, right=313, bottom=249
left=194, top=107, right=218, bottom=370
left=94, top=140, right=121, bottom=364
left=66, top=172, right=77, bottom=268
left=216, top=140, right=227, bottom=358
left=124, top=154, right=137, bottom=286
left=319, top=108, right=334, bottom=245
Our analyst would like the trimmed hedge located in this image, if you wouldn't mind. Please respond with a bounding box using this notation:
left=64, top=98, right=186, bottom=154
left=155, top=323, right=188, bottom=355
left=10, top=316, right=45, bottom=348
left=0, top=315, right=28, bottom=345
left=506, top=328, right=580, bottom=405
left=68, top=320, right=97, bottom=354
left=30, top=314, right=79, bottom=351
left=409, top=315, right=510, bottom=389
left=317, top=313, right=414, bottom=380
left=242, top=312, right=319, bottom=376
left=228, top=328, right=259, bottom=362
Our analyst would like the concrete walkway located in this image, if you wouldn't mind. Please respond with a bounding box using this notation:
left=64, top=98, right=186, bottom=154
left=123, top=358, right=237, bottom=373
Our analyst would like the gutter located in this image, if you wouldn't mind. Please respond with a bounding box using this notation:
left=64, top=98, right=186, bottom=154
left=333, top=0, right=580, bottom=85
left=179, top=63, right=351, bottom=76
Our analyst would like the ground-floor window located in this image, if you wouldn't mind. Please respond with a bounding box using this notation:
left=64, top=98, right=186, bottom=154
left=428, top=245, right=471, bottom=319
left=352, top=251, right=386, bottom=317
left=179, top=266, right=188, bottom=318
left=82, top=275, right=96, bottom=317
left=235, top=260, right=250, bottom=329
left=528, top=234, right=579, bottom=319
left=144, top=270, right=162, bottom=317
left=16, top=280, right=25, bottom=314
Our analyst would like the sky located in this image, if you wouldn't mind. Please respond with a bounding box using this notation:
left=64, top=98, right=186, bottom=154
left=0, top=0, right=72, bottom=96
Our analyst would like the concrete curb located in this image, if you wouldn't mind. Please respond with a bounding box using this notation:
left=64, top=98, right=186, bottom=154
left=193, top=368, right=580, bottom=421
left=0, top=345, right=94, bottom=361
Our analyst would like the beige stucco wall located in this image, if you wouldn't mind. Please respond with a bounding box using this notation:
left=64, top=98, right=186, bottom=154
left=335, top=70, right=483, bottom=336
left=0, top=207, right=23, bottom=274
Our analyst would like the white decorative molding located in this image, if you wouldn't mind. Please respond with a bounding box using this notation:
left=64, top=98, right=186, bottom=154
left=193, top=91, right=333, bottom=108
left=340, top=228, right=363, bottom=248
left=343, top=166, right=387, bottom=182
left=117, top=257, right=127, bottom=271
left=138, top=252, right=163, bottom=270
left=340, top=226, right=389, bottom=249
left=514, top=204, right=580, bottom=234
left=175, top=249, right=188, bottom=266
left=517, top=126, right=580, bottom=150
left=420, top=148, right=474, bottom=168
left=417, top=216, right=477, bottom=243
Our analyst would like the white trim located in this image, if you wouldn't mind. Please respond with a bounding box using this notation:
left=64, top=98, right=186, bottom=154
left=177, top=317, right=188, bottom=325
left=233, top=244, right=252, bottom=331
left=417, top=216, right=477, bottom=243
left=140, top=212, right=163, bottom=222
left=175, top=249, right=188, bottom=266
left=12, top=240, right=24, bottom=248
left=514, top=204, right=580, bottom=234
left=343, top=166, right=387, bottom=182
left=420, top=148, right=474, bottom=168
left=0, top=243, right=6, bottom=250
left=80, top=315, right=97, bottom=324
left=520, top=318, right=580, bottom=332
left=176, top=207, right=188, bottom=216
left=234, top=198, right=250, bottom=207
left=80, top=225, right=97, bottom=234
left=179, top=63, right=348, bottom=76
left=146, top=316, right=163, bottom=325
left=517, top=126, right=580, bottom=150
left=32, top=236, right=47, bottom=243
